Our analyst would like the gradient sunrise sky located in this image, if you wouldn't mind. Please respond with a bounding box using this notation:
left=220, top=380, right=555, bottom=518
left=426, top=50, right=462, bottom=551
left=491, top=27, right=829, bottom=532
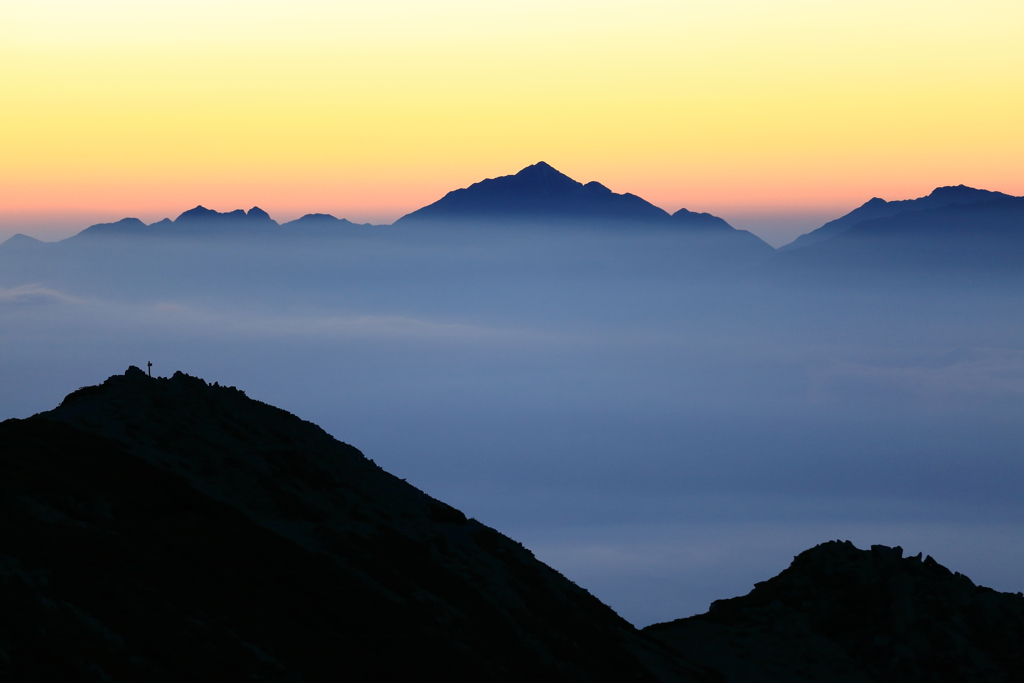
left=2, top=0, right=1023, bottom=243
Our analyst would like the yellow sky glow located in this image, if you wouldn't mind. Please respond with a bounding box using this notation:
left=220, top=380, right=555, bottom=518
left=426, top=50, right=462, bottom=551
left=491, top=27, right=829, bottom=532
left=2, top=0, right=1023, bottom=241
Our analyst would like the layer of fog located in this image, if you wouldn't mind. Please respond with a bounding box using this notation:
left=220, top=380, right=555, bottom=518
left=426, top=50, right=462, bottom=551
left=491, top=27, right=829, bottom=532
left=2, top=223, right=1023, bottom=626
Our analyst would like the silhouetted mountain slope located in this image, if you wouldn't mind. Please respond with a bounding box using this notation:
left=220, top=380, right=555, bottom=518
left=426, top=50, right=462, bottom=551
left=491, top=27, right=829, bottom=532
left=397, top=162, right=672, bottom=225
left=646, top=541, right=1024, bottom=683
left=70, top=217, right=150, bottom=238
left=62, top=207, right=380, bottom=243
left=670, top=208, right=734, bottom=232
left=0, top=368, right=710, bottom=683
left=8, top=164, right=771, bottom=262
left=0, top=233, right=44, bottom=251
left=758, top=196, right=1024, bottom=286
left=780, top=185, right=1014, bottom=252
left=391, top=162, right=773, bottom=260
left=71, top=206, right=280, bottom=240
left=279, top=213, right=378, bottom=234
left=4, top=373, right=1024, bottom=682
left=175, top=205, right=276, bottom=230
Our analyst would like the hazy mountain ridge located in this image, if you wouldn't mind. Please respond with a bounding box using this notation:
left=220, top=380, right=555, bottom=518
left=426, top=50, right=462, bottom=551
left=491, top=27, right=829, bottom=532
left=0, top=162, right=770, bottom=251
left=779, top=185, right=1016, bottom=252
left=1, top=173, right=1019, bottom=259
left=2, top=168, right=1022, bottom=293
left=64, top=206, right=380, bottom=241
left=759, top=195, right=1024, bottom=285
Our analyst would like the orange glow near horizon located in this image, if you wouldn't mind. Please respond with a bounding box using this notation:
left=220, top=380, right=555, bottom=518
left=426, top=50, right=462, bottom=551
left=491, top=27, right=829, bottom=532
left=3, top=0, right=1023, bottom=243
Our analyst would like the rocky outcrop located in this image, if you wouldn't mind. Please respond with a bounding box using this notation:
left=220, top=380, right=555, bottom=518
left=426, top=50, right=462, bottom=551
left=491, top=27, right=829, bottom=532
left=3, top=370, right=1022, bottom=681
left=646, top=540, right=1024, bottom=682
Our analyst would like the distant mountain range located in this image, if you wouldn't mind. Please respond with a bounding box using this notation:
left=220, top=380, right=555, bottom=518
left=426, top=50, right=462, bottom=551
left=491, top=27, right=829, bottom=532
left=71, top=205, right=376, bottom=240
left=3, top=369, right=1023, bottom=681
left=763, top=191, right=1024, bottom=284
left=17, top=162, right=771, bottom=251
left=2, top=164, right=1022, bottom=284
left=396, top=161, right=739, bottom=233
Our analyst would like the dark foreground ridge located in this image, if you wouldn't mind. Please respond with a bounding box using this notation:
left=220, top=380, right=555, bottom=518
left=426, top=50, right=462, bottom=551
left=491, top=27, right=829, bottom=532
left=2, top=371, right=1023, bottom=682
left=646, top=541, right=1024, bottom=682
left=0, top=368, right=710, bottom=683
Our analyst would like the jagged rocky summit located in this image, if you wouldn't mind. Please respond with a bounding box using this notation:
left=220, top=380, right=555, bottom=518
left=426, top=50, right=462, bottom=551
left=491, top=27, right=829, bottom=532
left=645, top=540, right=1024, bottom=682
left=3, top=370, right=1023, bottom=682
left=66, top=206, right=375, bottom=241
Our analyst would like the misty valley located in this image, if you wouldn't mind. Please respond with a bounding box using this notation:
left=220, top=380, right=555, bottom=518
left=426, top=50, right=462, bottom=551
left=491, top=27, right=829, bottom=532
left=2, top=163, right=1024, bottom=681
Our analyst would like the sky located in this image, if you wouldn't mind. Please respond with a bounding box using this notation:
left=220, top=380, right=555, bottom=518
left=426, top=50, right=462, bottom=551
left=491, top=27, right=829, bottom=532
left=3, top=0, right=1024, bottom=631
left=3, top=0, right=1024, bottom=245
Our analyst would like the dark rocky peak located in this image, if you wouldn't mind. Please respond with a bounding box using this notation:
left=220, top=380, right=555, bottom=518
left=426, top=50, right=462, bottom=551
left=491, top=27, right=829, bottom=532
left=2, top=368, right=703, bottom=682
left=647, top=540, right=1024, bottom=682
left=123, top=364, right=146, bottom=378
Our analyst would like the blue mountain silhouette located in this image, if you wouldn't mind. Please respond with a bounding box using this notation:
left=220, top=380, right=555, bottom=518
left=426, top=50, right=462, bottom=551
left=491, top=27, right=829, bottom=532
left=72, top=206, right=279, bottom=239
left=762, top=193, right=1024, bottom=284
left=396, top=162, right=672, bottom=224
left=780, top=185, right=1013, bottom=251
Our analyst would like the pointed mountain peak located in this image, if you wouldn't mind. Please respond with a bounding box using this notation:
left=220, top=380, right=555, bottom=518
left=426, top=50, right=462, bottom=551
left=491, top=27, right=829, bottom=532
left=514, top=161, right=570, bottom=180
left=176, top=205, right=219, bottom=222
left=396, top=163, right=669, bottom=224
left=0, top=233, right=44, bottom=249
left=246, top=206, right=273, bottom=221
